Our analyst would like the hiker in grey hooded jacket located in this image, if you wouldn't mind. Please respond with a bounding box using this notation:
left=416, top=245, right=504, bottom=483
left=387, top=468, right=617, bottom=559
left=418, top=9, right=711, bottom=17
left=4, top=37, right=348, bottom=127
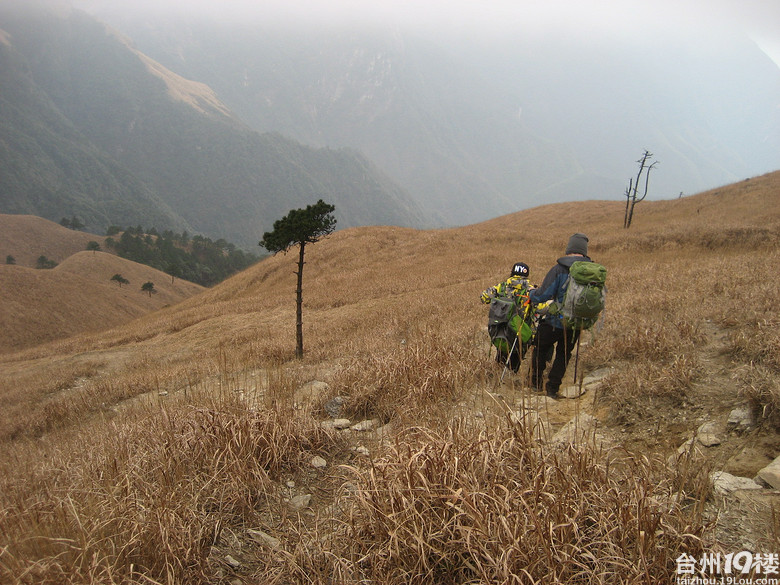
left=529, top=233, right=591, bottom=397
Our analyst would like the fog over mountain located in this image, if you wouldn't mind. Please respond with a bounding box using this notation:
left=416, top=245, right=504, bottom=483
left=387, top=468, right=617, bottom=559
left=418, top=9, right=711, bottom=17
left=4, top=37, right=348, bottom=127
left=0, top=0, right=431, bottom=249
left=72, top=0, right=779, bottom=226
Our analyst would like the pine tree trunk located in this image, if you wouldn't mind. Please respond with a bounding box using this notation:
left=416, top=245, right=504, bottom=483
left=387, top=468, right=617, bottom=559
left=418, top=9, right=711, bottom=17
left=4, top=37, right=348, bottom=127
left=295, top=242, right=306, bottom=358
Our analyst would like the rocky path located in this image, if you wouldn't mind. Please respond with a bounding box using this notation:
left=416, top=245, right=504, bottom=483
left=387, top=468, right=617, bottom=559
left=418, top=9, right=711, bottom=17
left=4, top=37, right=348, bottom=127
left=483, top=320, right=780, bottom=553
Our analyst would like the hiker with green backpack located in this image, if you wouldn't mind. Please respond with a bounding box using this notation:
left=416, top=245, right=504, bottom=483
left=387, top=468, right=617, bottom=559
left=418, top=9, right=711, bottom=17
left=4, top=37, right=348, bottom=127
left=481, top=262, right=535, bottom=374
left=529, top=233, right=607, bottom=398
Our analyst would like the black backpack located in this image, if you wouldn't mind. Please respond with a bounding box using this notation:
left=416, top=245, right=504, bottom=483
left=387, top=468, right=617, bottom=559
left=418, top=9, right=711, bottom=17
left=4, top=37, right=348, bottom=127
left=487, top=281, right=532, bottom=352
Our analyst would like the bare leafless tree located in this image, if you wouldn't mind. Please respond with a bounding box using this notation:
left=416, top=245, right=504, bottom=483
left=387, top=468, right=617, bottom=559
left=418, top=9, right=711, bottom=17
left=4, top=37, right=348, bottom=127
left=623, top=150, right=658, bottom=228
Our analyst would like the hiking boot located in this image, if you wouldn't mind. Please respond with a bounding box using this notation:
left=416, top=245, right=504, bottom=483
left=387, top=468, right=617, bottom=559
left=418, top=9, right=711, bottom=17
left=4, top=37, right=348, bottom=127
left=546, top=385, right=560, bottom=399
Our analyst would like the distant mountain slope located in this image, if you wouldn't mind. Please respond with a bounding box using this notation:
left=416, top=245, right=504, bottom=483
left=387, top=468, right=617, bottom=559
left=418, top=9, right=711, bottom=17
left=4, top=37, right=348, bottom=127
left=0, top=2, right=430, bottom=249
left=101, top=16, right=780, bottom=225
left=0, top=250, right=203, bottom=353
left=0, top=26, right=191, bottom=235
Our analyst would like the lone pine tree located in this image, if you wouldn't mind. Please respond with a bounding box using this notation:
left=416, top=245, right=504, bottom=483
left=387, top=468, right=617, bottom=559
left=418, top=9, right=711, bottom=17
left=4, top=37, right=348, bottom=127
left=260, top=199, right=337, bottom=359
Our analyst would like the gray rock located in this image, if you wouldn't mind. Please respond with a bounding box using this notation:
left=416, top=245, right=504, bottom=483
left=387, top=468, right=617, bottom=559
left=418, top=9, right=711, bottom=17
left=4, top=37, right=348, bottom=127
left=757, top=455, right=780, bottom=490
left=697, top=433, right=722, bottom=447
left=727, top=406, right=755, bottom=432
left=311, top=455, right=327, bottom=469
left=289, top=494, right=312, bottom=511
left=711, top=471, right=764, bottom=495
left=668, top=438, right=708, bottom=468
left=551, top=413, right=599, bottom=445
left=333, top=418, right=352, bottom=430
left=351, top=418, right=381, bottom=432
left=248, top=528, right=281, bottom=549
left=224, top=555, right=241, bottom=569
left=753, top=475, right=772, bottom=489
left=696, top=422, right=722, bottom=447
left=323, top=395, right=345, bottom=418
left=582, top=368, right=613, bottom=385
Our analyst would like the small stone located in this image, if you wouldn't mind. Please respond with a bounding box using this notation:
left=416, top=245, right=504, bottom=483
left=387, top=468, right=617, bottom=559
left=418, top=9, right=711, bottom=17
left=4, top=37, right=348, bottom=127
left=727, top=406, right=755, bottom=432
left=248, top=528, right=281, bottom=549
left=696, top=422, right=722, bottom=447
left=352, top=446, right=370, bottom=457
left=289, top=494, right=312, bottom=510
left=311, top=456, right=327, bottom=469
left=286, top=481, right=295, bottom=488
left=351, top=419, right=381, bottom=432
left=323, top=395, right=345, bottom=418
left=551, top=413, right=598, bottom=445
left=333, top=418, right=352, bottom=429
left=667, top=439, right=700, bottom=468
left=224, top=555, right=240, bottom=569
left=582, top=368, right=613, bottom=385
left=697, top=433, right=721, bottom=447
left=299, top=380, right=330, bottom=395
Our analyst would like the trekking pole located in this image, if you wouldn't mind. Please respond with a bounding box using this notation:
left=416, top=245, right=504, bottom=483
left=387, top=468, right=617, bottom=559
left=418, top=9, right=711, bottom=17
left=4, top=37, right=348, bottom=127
left=499, top=335, right=519, bottom=384
left=572, top=333, right=582, bottom=382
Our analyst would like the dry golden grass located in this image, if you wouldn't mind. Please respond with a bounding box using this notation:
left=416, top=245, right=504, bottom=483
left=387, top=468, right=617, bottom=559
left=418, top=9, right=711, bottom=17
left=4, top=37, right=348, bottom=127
left=135, top=51, right=234, bottom=117
left=319, top=421, right=708, bottom=584
left=0, top=214, right=204, bottom=353
left=0, top=252, right=204, bottom=353
left=0, top=214, right=101, bottom=267
left=0, top=171, right=778, bottom=584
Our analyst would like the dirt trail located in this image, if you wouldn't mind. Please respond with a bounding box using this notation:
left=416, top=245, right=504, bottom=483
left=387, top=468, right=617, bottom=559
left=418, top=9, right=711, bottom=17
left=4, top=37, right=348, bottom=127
left=483, top=320, right=780, bottom=551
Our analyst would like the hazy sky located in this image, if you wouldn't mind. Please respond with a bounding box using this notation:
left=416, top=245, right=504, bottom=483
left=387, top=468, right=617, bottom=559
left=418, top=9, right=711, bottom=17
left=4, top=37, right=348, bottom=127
left=78, top=0, right=780, bottom=66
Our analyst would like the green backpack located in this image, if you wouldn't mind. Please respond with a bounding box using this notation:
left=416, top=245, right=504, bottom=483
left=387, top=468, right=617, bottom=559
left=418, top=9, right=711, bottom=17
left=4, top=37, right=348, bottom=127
left=560, top=261, right=607, bottom=330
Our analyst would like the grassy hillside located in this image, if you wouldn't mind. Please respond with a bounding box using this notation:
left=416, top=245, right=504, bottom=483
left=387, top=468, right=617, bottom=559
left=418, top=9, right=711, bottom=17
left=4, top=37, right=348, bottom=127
left=0, top=250, right=203, bottom=353
left=0, top=214, right=106, bottom=266
left=0, top=172, right=778, bottom=583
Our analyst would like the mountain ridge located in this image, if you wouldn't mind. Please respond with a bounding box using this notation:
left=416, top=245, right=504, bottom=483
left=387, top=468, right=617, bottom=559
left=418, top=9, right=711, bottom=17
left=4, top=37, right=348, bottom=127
left=101, top=15, right=780, bottom=225
left=0, top=2, right=430, bottom=249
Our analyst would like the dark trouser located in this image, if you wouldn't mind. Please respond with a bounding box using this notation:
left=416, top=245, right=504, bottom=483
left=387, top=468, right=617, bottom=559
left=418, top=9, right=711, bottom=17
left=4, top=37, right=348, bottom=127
left=531, top=322, right=579, bottom=392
